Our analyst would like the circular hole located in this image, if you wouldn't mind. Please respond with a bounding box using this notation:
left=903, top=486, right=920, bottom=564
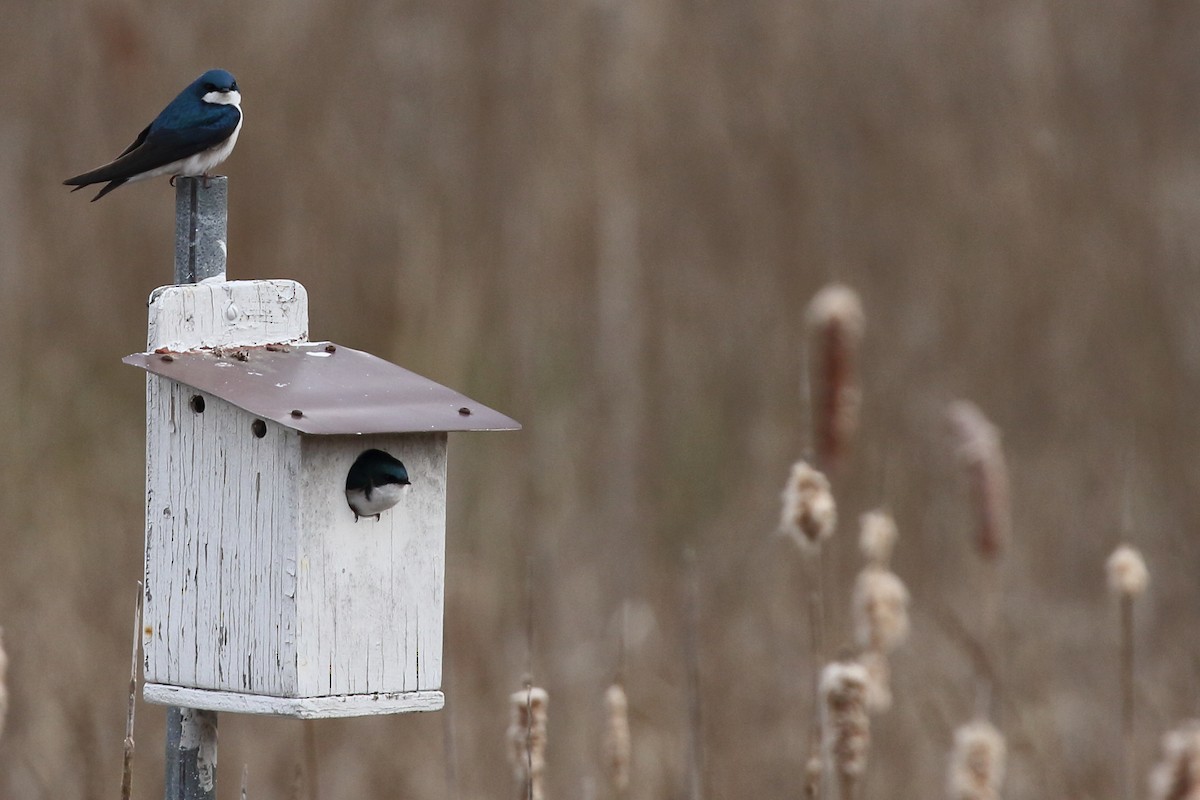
left=190, top=395, right=206, bottom=413
left=251, top=419, right=267, bottom=438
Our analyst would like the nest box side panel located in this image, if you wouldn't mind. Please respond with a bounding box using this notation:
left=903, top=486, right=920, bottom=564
left=144, top=383, right=301, bottom=697
left=296, top=433, right=448, bottom=699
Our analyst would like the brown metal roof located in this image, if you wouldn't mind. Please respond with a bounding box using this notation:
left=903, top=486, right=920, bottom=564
left=123, top=342, right=521, bottom=435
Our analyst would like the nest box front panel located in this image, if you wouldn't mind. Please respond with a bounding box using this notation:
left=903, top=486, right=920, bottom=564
left=295, top=433, right=448, bottom=698
left=143, top=380, right=301, bottom=696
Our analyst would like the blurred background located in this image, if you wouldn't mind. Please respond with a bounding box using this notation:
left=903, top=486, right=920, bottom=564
left=3, top=0, right=1200, bottom=797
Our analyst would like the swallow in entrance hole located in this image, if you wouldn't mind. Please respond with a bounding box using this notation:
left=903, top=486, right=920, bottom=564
left=345, top=449, right=411, bottom=522
left=64, top=69, right=242, bottom=201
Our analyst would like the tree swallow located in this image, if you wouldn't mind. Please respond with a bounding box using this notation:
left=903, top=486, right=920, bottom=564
left=64, top=69, right=242, bottom=201
left=345, top=449, right=411, bottom=522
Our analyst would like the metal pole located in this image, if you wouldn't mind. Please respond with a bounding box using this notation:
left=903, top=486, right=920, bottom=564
left=163, top=175, right=226, bottom=800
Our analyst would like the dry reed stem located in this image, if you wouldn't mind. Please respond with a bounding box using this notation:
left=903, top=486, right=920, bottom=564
left=947, top=401, right=1011, bottom=561
left=120, top=582, right=142, bottom=800
left=241, top=763, right=249, bottom=800
left=303, top=718, right=320, bottom=800
left=1108, top=545, right=1148, bottom=800
left=852, top=566, right=910, bottom=654
left=820, top=660, right=870, bottom=800
left=1150, top=721, right=1200, bottom=800
left=603, top=683, right=631, bottom=796
left=805, top=284, right=865, bottom=472
left=858, top=511, right=897, bottom=567
left=683, top=549, right=706, bottom=800
left=0, top=627, right=7, bottom=744
left=947, top=719, right=1006, bottom=800
left=508, top=685, right=549, bottom=800
left=780, top=461, right=837, bottom=553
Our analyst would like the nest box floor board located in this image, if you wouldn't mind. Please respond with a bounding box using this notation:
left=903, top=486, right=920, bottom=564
left=143, top=684, right=445, bottom=719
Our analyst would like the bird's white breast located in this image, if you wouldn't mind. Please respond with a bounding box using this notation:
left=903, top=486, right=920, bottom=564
left=345, top=483, right=408, bottom=519
left=135, top=97, right=242, bottom=182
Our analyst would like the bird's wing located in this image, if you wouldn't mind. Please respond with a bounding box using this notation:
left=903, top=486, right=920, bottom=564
left=63, top=105, right=240, bottom=187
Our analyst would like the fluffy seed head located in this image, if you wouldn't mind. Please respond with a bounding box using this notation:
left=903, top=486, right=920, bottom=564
left=947, top=400, right=1011, bottom=560
left=508, top=686, right=549, bottom=800
left=780, top=460, right=837, bottom=552
left=1150, top=720, right=1200, bottom=800
left=853, top=566, right=910, bottom=654
left=858, top=650, right=893, bottom=714
left=1107, top=544, right=1149, bottom=598
left=604, top=683, right=631, bottom=793
left=820, top=660, right=871, bottom=782
left=947, top=719, right=1006, bottom=800
left=859, top=510, right=898, bottom=566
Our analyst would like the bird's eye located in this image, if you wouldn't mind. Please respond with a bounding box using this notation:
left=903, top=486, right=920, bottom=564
left=203, top=83, right=215, bottom=92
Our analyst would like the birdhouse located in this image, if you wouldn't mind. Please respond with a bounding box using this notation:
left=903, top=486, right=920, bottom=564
left=123, top=279, right=519, bottom=718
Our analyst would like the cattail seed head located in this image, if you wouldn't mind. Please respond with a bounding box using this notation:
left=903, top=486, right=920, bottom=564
left=780, top=461, right=837, bottom=552
left=806, top=284, right=865, bottom=472
left=859, top=511, right=898, bottom=566
left=1107, top=544, right=1149, bottom=598
left=947, top=401, right=1011, bottom=560
left=1150, top=720, right=1200, bottom=800
left=603, top=683, right=630, bottom=793
left=853, top=566, right=910, bottom=654
left=947, top=719, right=1006, bottom=800
left=820, top=660, right=871, bottom=784
left=508, top=686, right=549, bottom=800
left=858, top=651, right=893, bottom=714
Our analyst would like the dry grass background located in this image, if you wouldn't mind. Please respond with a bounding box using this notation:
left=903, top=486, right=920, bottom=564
left=2, top=0, right=1199, bottom=797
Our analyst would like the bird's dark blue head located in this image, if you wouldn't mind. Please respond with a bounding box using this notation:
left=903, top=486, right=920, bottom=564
left=346, top=449, right=411, bottom=491
left=193, top=69, right=239, bottom=97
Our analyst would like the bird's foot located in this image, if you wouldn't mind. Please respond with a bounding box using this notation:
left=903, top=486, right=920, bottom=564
left=374, top=514, right=381, bottom=522
left=202, top=173, right=211, bottom=189
left=169, top=175, right=177, bottom=187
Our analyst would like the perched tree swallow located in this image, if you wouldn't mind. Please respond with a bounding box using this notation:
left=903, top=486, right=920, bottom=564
left=345, top=449, right=412, bottom=522
left=64, top=69, right=242, bottom=201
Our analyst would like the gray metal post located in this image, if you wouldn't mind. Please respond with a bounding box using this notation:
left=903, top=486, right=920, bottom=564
left=164, top=175, right=225, bottom=800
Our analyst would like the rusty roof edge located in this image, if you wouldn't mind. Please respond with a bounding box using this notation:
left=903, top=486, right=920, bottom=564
left=121, top=343, right=522, bottom=434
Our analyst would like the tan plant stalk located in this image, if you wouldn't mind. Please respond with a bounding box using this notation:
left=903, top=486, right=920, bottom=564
left=508, top=685, right=549, bottom=800
left=820, top=660, right=870, bottom=800
left=604, top=683, right=631, bottom=796
left=947, top=719, right=1006, bottom=800
left=1108, top=544, right=1149, bottom=800
left=1150, top=721, right=1200, bottom=800
left=0, top=627, right=7, bottom=742
left=120, top=583, right=142, bottom=800
left=947, top=401, right=1010, bottom=561
left=780, top=461, right=837, bottom=553
left=858, top=511, right=898, bottom=567
left=805, top=284, right=865, bottom=472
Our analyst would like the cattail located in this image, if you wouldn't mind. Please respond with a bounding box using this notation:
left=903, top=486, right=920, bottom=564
left=858, top=650, right=893, bottom=714
left=1109, top=544, right=1149, bottom=800
left=508, top=686, right=549, bottom=800
left=859, top=511, right=898, bottom=566
left=947, top=719, right=1006, bottom=800
left=947, top=401, right=1011, bottom=560
left=1107, top=545, right=1149, bottom=597
left=806, top=284, right=865, bottom=471
left=852, top=567, right=910, bottom=654
left=780, top=461, right=837, bottom=552
left=820, top=660, right=870, bottom=799
left=603, top=683, right=631, bottom=795
left=1150, top=721, right=1200, bottom=800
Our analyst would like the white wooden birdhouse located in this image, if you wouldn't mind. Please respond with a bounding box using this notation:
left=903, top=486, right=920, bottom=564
left=123, top=279, right=518, bottom=718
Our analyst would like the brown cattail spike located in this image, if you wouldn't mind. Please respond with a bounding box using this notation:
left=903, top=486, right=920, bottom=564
left=508, top=686, right=549, bottom=800
left=820, top=660, right=871, bottom=799
left=1150, top=721, right=1200, bottom=800
left=806, top=284, right=865, bottom=472
left=780, top=461, right=837, bottom=553
left=604, top=683, right=631, bottom=794
left=947, top=719, right=1006, bottom=800
left=947, top=401, right=1011, bottom=561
